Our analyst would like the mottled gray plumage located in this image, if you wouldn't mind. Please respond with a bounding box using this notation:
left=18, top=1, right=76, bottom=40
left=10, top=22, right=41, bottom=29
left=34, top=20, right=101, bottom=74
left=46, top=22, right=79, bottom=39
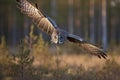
left=16, top=0, right=107, bottom=59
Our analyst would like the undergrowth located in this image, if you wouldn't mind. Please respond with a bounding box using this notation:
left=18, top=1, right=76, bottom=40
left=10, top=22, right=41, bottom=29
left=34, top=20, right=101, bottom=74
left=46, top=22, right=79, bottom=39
left=0, top=26, right=120, bottom=80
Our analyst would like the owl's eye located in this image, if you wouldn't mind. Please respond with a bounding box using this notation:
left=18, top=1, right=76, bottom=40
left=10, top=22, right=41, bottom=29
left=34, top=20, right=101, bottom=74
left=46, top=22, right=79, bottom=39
left=60, top=36, right=64, bottom=40
left=60, top=36, right=63, bottom=39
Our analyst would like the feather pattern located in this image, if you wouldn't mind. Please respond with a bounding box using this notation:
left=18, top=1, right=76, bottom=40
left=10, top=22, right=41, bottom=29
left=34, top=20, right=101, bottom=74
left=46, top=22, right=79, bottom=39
left=67, top=34, right=107, bottom=59
left=16, top=0, right=56, bottom=35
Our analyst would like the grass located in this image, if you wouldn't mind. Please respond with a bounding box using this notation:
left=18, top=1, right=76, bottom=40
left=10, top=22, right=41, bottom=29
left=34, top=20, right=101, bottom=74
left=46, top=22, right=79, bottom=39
left=0, top=26, right=120, bottom=80
left=0, top=44, right=120, bottom=80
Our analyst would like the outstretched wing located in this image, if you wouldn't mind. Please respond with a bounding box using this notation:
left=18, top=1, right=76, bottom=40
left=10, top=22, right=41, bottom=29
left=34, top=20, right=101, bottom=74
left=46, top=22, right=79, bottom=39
left=67, top=34, right=107, bottom=59
left=16, top=0, right=58, bottom=35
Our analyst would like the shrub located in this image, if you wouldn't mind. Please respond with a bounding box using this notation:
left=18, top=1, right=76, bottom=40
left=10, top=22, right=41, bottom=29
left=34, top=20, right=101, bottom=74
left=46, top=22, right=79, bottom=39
left=0, top=36, right=12, bottom=80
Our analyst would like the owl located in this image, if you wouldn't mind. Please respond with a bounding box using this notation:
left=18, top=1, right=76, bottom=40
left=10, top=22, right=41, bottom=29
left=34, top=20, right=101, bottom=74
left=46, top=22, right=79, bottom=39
left=16, top=0, right=107, bottom=59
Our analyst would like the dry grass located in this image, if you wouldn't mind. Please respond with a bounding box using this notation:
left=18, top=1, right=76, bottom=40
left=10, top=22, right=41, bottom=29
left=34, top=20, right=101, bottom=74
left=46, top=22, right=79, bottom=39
left=30, top=53, right=120, bottom=80
left=1, top=32, right=120, bottom=80
left=33, top=53, right=120, bottom=69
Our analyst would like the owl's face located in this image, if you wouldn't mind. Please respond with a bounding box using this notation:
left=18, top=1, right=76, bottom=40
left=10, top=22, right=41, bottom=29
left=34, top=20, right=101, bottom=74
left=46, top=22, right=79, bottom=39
left=51, top=32, right=66, bottom=44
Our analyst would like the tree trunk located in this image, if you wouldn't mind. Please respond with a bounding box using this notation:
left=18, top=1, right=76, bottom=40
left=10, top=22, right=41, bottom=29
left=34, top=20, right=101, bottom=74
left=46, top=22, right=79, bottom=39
left=74, top=0, right=81, bottom=36
left=68, top=0, right=74, bottom=33
left=51, top=0, right=57, bottom=19
left=98, top=0, right=102, bottom=44
left=89, top=0, right=95, bottom=43
left=0, top=6, right=4, bottom=37
left=102, top=0, right=107, bottom=49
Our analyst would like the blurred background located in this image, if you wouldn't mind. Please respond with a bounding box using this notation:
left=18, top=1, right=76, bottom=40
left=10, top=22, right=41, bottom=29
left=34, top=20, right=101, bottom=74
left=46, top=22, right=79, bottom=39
left=0, top=0, right=120, bottom=49
left=0, top=0, right=120, bottom=80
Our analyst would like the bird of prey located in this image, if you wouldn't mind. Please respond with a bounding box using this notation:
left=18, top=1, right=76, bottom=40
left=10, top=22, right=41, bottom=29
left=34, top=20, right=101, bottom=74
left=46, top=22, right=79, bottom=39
left=16, top=0, right=107, bottom=59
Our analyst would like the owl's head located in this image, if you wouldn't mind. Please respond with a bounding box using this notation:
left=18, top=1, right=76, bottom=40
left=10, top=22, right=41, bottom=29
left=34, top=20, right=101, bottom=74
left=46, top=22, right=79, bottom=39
left=51, top=30, right=66, bottom=44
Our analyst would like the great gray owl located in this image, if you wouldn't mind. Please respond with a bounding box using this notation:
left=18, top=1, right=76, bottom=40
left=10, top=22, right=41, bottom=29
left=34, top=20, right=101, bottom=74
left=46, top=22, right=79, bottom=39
left=16, top=0, right=107, bottom=59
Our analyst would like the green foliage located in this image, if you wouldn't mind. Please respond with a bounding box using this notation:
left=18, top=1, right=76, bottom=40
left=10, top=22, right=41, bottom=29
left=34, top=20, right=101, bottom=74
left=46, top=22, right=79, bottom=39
left=10, top=40, right=35, bottom=80
left=33, top=34, right=48, bottom=54
left=24, top=25, right=37, bottom=49
left=0, top=36, right=9, bottom=63
left=0, top=36, right=12, bottom=80
left=0, top=36, right=7, bottom=48
left=8, top=25, right=38, bottom=80
left=33, top=34, right=53, bottom=67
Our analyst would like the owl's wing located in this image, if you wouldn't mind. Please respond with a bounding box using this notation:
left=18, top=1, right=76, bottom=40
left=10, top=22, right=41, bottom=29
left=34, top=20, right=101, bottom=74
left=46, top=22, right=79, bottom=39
left=16, top=0, right=58, bottom=35
left=67, top=34, right=107, bottom=59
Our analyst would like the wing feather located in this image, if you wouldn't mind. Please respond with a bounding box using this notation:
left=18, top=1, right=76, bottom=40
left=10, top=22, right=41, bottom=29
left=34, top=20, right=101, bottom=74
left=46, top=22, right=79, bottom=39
left=16, top=0, right=57, bottom=35
left=67, top=34, right=107, bottom=59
